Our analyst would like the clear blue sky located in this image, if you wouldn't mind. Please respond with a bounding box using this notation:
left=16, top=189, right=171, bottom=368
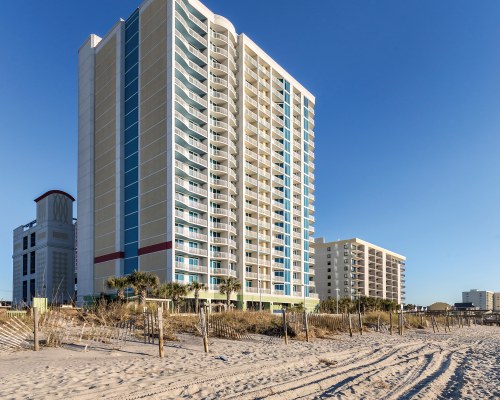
left=1, top=1, right=499, bottom=306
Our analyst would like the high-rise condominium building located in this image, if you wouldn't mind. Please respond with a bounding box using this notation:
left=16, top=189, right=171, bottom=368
left=12, top=190, right=76, bottom=306
left=462, top=289, right=493, bottom=311
left=78, top=0, right=317, bottom=309
left=493, top=292, right=500, bottom=311
left=314, top=238, right=406, bottom=304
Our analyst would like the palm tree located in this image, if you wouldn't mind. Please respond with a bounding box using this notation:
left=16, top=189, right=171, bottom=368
left=188, top=281, right=207, bottom=314
left=127, top=270, right=159, bottom=305
left=219, top=277, right=241, bottom=310
left=156, top=282, right=189, bottom=313
left=339, top=297, right=353, bottom=313
left=106, top=276, right=130, bottom=302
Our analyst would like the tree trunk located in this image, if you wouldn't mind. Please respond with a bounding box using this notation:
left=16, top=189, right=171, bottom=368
left=226, top=292, right=231, bottom=310
left=140, top=289, right=147, bottom=305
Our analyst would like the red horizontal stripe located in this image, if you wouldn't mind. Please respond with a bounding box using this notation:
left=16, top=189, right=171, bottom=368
left=138, top=241, right=172, bottom=256
left=94, top=251, right=125, bottom=264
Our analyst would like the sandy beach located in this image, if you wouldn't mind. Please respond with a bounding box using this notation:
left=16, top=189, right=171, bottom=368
left=0, top=325, right=498, bottom=400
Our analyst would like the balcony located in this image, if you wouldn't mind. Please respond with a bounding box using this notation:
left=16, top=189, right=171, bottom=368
left=175, top=226, right=208, bottom=241
left=175, top=160, right=207, bottom=182
left=211, top=268, right=237, bottom=277
left=244, top=81, right=258, bottom=97
left=175, top=210, right=207, bottom=227
left=175, top=177, right=207, bottom=197
left=244, top=54, right=258, bottom=69
left=175, top=78, right=208, bottom=109
left=175, top=12, right=207, bottom=49
left=175, top=128, right=208, bottom=154
left=175, top=261, right=208, bottom=274
left=175, top=112, right=207, bottom=140
left=175, top=193, right=208, bottom=212
left=175, top=242, right=208, bottom=256
left=175, top=143, right=207, bottom=168
left=175, top=33, right=208, bottom=66
left=175, top=0, right=207, bottom=34
left=210, top=74, right=228, bottom=90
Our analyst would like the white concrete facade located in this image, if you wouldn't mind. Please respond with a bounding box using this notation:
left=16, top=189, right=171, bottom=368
left=462, top=289, right=494, bottom=311
left=314, top=238, right=406, bottom=304
left=493, top=293, right=500, bottom=311
left=77, top=0, right=317, bottom=309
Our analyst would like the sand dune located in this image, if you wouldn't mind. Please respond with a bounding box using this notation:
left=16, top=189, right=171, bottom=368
left=0, top=325, right=498, bottom=399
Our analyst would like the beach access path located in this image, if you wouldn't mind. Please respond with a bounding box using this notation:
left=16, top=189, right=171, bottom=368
left=0, top=325, right=498, bottom=399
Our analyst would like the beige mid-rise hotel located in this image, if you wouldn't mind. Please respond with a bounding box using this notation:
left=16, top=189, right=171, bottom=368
left=78, top=0, right=317, bottom=309
left=315, top=238, right=406, bottom=304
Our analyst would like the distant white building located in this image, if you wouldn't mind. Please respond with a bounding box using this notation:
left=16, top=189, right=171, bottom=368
left=314, top=238, right=406, bottom=303
left=12, top=190, right=76, bottom=306
left=493, top=292, right=500, bottom=311
left=462, top=289, right=494, bottom=311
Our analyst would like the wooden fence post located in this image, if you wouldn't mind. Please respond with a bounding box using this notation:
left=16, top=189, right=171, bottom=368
left=282, top=308, right=288, bottom=345
left=358, top=310, right=363, bottom=336
left=399, top=308, right=403, bottom=335
left=377, top=315, right=380, bottom=332
left=304, top=310, right=310, bottom=342
left=158, top=307, right=164, bottom=358
left=201, top=306, right=209, bottom=353
left=348, top=313, right=353, bottom=337
left=33, top=307, right=39, bottom=351
left=389, top=311, right=393, bottom=335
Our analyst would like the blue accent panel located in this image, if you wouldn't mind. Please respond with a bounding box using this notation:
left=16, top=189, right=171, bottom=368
left=279, top=80, right=292, bottom=290
left=125, top=227, right=138, bottom=243
left=125, top=197, right=138, bottom=216
left=124, top=167, right=138, bottom=186
left=124, top=182, right=138, bottom=199
left=125, top=211, right=138, bottom=228
left=123, top=9, right=140, bottom=273
left=124, top=123, right=138, bottom=144
left=303, top=94, right=313, bottom=298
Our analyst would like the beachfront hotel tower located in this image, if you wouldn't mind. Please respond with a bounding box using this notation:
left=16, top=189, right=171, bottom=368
left=12, top=191, right=76, bottom=306
left=77, top=0, right=317, bottom=309
left=314, top=238, right=406, bottom=304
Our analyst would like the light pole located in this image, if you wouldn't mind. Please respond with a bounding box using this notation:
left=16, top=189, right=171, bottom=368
left=258, top=279, right=262, bottom=311
left=335, top=288, right=340, bottom=315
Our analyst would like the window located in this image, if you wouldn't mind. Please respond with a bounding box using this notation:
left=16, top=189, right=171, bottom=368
left=344, top=251, right=348, bottom=256
left=344, top=274, right=348, bottom=278
left=23, top=254, right=28, bottom=276
left=328, top=289, right=331, bottom=294
left=327, top=275, right=331, bottom=280
left=30, top=279, right=36, bottom=300
left=30, top=233, right=36, bottom=247
left=22, top=281, right=27, bottom=302
left=23, top=236, right=28, bottom=250
left=327, top=261, right=331, bottom=266
left=327, top=254, right=331, bottom=258
left=344, top=288, right=348, bottom=293
left=344, top=281, right=349, bottom=285
left=344, top=244, right=348, bottom=249
left=327, top=268, right=331, bottom=273
left=327, top=282, right=331, bottom=287
left=327, top=247, right=331, bottom=251
left=344, top=259, right=348, bottom=264
left=30, top=252, right=35, bottom=274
